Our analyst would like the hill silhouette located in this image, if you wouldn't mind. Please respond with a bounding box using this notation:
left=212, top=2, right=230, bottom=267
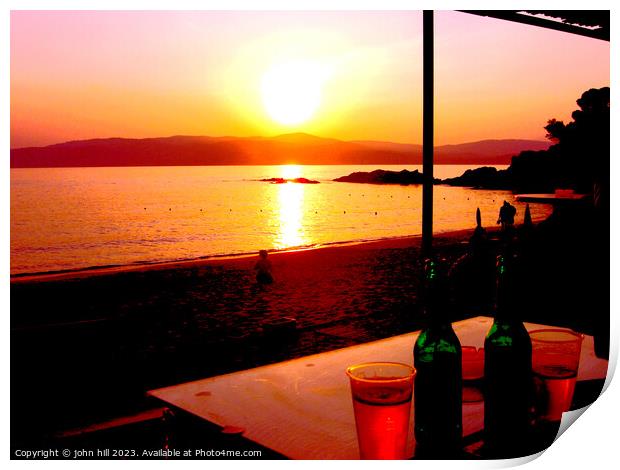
left=10, top=133, right=549, bottom=168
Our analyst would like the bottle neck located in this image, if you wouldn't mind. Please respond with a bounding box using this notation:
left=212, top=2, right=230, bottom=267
left=423, top=299, right=452, bottom=330
left=421, top=258, right=452, bottom=330
left=494, top=304, right=519, bottom=325
left=494, top=254, right=521, bottom=324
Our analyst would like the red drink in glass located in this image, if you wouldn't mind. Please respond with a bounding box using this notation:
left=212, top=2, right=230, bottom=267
left=531, top=329, right=583, bottom=422
left=347, top=363, right=415, bottom=459
left=533, top=362, right=578, bottom=421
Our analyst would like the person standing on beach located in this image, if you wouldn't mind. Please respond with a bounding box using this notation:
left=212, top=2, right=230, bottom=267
left=254, top=250, right=273, bottom=284
left=497, top=200, right=517, bottom=231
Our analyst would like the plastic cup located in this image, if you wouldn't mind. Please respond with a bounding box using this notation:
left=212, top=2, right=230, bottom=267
left=530, top=329, right=584, bottom=422
left=346, top=362, right=415, bottom=459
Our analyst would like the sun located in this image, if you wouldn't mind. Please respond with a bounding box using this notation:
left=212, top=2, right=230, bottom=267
left=261, top=60, right=330, bottom=126
left=280, top=164, right=302, bottom=179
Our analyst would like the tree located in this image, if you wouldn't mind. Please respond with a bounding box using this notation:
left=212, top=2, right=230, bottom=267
left=509, top=87, right=609, bottom=193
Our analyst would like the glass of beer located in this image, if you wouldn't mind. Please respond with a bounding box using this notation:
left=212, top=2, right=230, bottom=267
left=530, top=329, right=584, bottom=422
left=346, top=362, right=415, bottom=459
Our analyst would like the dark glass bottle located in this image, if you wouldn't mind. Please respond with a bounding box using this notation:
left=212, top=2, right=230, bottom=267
left=414, top=258, right=463, bottom=457
left=484, top=254, right=533, bottom=458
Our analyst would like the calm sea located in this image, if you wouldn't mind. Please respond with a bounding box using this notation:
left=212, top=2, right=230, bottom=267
left=10, top=165, right=551, bottom=276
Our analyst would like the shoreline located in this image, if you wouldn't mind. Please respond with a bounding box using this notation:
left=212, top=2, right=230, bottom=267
left=10, top=226, right=483, bottom=333
left=11, top=226, right=509, bottom=284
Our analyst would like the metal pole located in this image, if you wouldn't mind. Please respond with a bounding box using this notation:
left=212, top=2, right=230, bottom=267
left=422, top=10, right=434, bottom=256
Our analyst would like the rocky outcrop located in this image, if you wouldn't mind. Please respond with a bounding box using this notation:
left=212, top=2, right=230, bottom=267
left=259, top=177, right=319, bottom=184
left=334, top=169, right=438, bottom=185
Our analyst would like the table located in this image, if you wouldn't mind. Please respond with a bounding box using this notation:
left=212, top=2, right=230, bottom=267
left=148, top=316, right=608, bottom=459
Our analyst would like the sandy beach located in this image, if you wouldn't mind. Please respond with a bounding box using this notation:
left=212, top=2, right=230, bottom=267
left=11, top=231, right=491, bottom=330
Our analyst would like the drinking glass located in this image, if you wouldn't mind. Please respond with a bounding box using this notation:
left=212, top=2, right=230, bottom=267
left=530, top=329, right=584, bottom=422
left=346, top=362, right=415, bottom=459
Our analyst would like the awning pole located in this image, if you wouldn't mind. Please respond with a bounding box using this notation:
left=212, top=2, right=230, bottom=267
left=422, top=10, right=434, bottom=257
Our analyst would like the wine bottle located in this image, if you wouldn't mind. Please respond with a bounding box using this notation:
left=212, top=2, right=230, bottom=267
left=414, top=258, right=463, bottom=457
left=484, top=253, right=533, bottom=458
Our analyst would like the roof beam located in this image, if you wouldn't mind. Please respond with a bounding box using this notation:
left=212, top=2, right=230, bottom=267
left=460, top=10, right=609, bottom=42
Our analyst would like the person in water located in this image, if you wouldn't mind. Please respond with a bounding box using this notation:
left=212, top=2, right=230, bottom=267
left=254, top=250, right=273, bottom=284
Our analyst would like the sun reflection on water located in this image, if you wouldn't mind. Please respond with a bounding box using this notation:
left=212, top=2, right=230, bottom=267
left=274, top=167, right=306, bottom=249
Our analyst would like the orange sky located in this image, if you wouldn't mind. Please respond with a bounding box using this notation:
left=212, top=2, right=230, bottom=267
left=10, top=11, right=610, bottom=148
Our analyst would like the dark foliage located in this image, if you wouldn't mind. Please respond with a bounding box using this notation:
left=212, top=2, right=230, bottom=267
left=444, top=87, right=610, bottom=194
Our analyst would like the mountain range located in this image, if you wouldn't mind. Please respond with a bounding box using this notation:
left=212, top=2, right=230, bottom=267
left=10, top=133, right=551, bottom=168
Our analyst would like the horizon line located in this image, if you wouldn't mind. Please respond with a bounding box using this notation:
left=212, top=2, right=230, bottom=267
left=10, top=132, right=550, bottom=151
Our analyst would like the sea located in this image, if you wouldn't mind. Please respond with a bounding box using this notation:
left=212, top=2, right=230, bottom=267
left=10, top=164, right=552, bottom=276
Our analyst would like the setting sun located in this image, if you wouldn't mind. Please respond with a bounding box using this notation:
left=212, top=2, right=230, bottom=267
left=261, top=60, right=330, bottom=126
left=280, top=164, right=302, bottom=179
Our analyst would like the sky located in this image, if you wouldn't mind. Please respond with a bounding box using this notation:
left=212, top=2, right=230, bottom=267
left=10, top=10, right=610, bottom=148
